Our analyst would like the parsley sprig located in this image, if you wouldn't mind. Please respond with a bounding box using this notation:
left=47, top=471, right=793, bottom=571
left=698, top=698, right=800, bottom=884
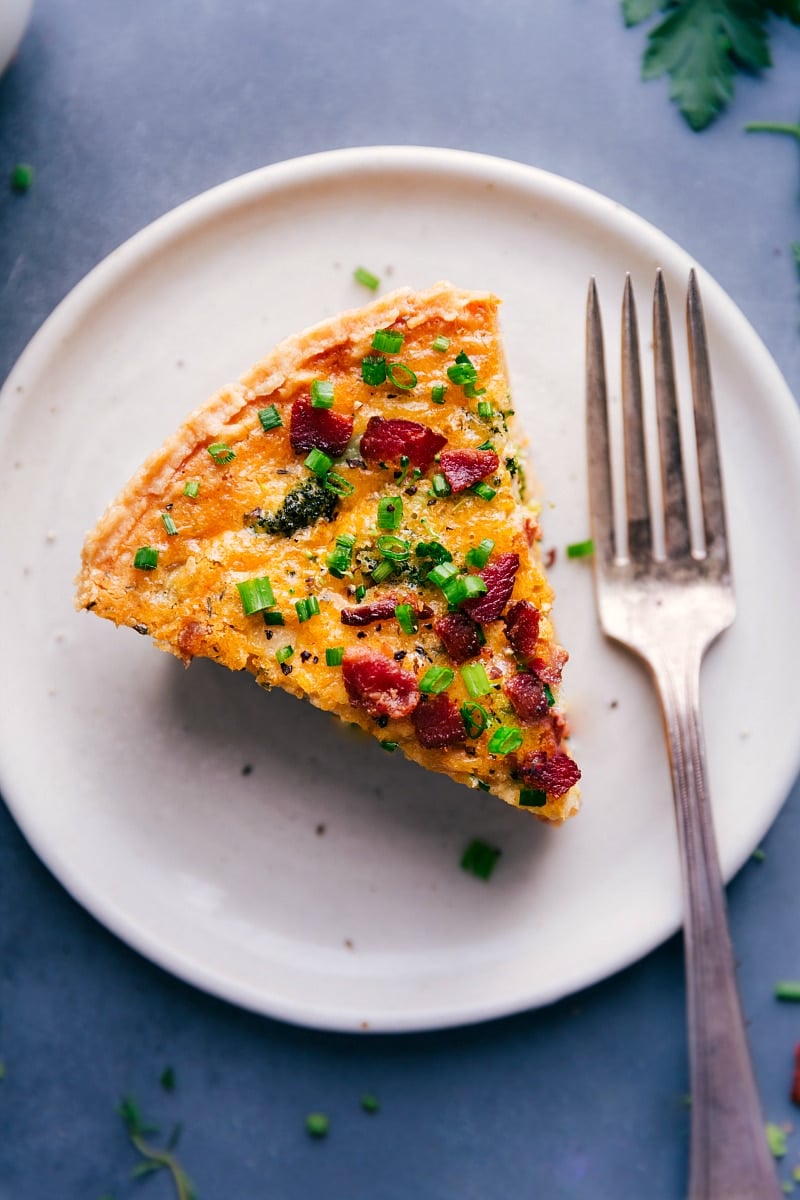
left=623, top=1, right=799, bottom=131
left=117, top=1096, right=196, bottom=1200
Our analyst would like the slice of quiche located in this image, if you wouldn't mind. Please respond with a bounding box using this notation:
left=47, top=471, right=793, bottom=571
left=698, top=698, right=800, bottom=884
left=76, top=282, right=580, bottom=821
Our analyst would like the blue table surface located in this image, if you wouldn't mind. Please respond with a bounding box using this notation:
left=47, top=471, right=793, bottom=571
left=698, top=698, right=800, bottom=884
left=1, top=3, right=799, bottom=1197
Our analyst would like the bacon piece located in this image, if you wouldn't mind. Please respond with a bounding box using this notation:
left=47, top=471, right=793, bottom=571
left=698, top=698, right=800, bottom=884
left=532, top=643, right=569, bottom=688
left=504, top=600, right=540, bottom=665
left=412, top=693, right=466, bottom=749
left=341, top=597, right=433, bottom=627
left=434, top=611, right=483, bottom=664
left=439, top=449, right=499, bottom=493
left=289, top=393, right=353, bottom=457
left=177, top=620, right=211, bottom=664
left=359, top=416, right=446, bottom=470
left=505, top=672, right=549, bottom=722
left=519, top=750, right=581, bottom=798
left=462, top=553, right=519, bottom=622
left=342, top=647, right=419, bottom=719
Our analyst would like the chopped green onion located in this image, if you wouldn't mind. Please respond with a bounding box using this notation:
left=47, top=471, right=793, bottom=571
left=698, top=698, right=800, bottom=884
left=419, top=665, right=455, bottom=694
left=361, top=355, right=387, bottom=386
left=472, top=482, right=497, bottom=502
left=133, top=546, right=159, bottom=570
left=361, top=1092, right=380, bottom=1113
left=10, top=163, right=34, bottom=193
left=519, top=788, right=547, bottom=808
left=427, top=560, right=459, bottom=589
left=387, top=363, right=417, bottom=391
left=258, top=404, right=283, bottom=431
left=394, top=603, right=418, bottom=634
left=461, top=702, right=490, bottom=737
left=371, top=559, right=394, bottom=583
left=305, top=448, right=333, bottom=477
left=161, top=513, right=178, bottom=536
left=295, top=596, right=321, bottom=623
left=324, top=471, right=355, bottom=496
left=325, top=646, right=344, bottom=666
left=775, top=981, right=800, bottom=1001
left=766, top=1123, right=788, bottom=1159
left=207, top=441, right=235, bottom=465
left=306, top=1113, right=329, bottom=1138
left=431, top=473, right=451, bottom=498
left=439, top=576, right=467, bottom=606
left=461, top=662, right=492, bottom=697
left=461, top=575, right=488, bottom=600
left=276, top=645, right=294, bottom=664
left=465, top=539, right=494, bottom=569
left=544, top=683, right=555, bottom=706
left=477, top=439, right=495, bottom=451
left=377, top=534, right=410, bottom=562
left=237, top=576, right=276, bottom=615
left=183, top=480, right=200, bottom=498
left=380, top=740, right=398, bottom=753
left=371, top=329, right=404, bottom=354
left=455, top=350, right=474, bottom=365
left=566, top=538, right=594, bottom=559
left=430, top=384, right=446, bottom=405
left=310, top=379, right=335, bottom=408
left=354, top=266, right=380, bottom=291
left=263, top=610, right=285, bottom=626
left=326, top=533, right=356, bottom=578
left=447, top=358, right=478, bottom=387
left=460, top=839, right=501, bottom=881
left=377, top=496, right=403, bottom=531
left=465, top=382, right=487, bottom=399
left=355, top=584, right=367, bottom=602
left=432, top=335, right=450, bottom=353
left=394, top=454, right=410, bottom=485
left=416, top=540, right=452, bottom=564
left=487, top=725, right=523, bottom=755
left=477, top=399, right=493, bottom=420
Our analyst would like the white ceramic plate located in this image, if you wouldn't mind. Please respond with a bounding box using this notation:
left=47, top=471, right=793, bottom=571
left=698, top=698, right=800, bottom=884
left=1, top=147, right=799, bottom=1033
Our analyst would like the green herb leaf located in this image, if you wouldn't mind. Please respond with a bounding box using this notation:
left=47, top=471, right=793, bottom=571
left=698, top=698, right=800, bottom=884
left=117, top=1096, right=196, bottom=1200
left=622, top=0, right=660, bottom=24
left=636, top=0, right=771, bottom=132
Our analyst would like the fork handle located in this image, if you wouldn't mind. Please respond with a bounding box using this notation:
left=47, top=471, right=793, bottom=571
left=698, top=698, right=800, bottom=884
left=652, top=647, right=781, bottom=1200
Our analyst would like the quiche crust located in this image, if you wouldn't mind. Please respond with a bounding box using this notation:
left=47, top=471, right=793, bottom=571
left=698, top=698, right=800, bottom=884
left=77, top=282, right=580, bottom=822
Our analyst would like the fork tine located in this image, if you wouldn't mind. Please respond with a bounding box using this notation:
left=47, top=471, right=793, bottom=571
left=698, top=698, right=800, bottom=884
left=653, top=270, right=691, bottom=560
left=687, top=270, right=730, bottom=569
left=621, top=275, right=652, bottom=562
left=585, top=279, right=615, bottom=568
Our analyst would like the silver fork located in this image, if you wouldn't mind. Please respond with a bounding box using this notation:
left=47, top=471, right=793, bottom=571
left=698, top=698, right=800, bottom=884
left=586, top=271, right=780, bottom=1200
